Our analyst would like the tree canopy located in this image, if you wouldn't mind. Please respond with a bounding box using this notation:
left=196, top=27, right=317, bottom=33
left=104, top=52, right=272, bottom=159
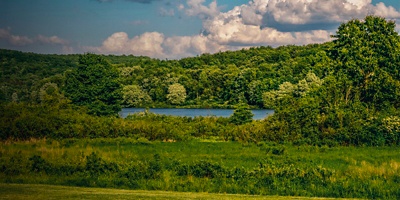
left=63, top=53, right=122, bottom=116
left=330, top=15, right=400, bottom=107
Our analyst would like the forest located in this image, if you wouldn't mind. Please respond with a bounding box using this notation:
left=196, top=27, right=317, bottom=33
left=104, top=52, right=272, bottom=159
left=1, top=16, right=400, bottom=199
left=1, top=16, right=399, bottom=146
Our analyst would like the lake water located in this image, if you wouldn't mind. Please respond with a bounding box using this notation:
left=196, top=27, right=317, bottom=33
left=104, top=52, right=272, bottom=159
left=120, top=108, right=274, bottom=120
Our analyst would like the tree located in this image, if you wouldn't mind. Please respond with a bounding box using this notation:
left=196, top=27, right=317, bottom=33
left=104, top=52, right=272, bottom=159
left=247, top=80, right=266, bottom=107
left=229, top=104, right=253, bottom=125
left=262, top=72, right=322, bottom=109
left=63, top=53, right=122, bottom=116
left=166, top=83, right=187, bottom=105
left=330, top=15, right=400, bottom=107
left=38, top=82, right=66, bottom=105
left=122, top=85, right=152, bottom=107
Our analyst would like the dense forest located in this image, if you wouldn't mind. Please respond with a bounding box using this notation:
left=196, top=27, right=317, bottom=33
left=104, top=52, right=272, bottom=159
left=1, top=16, right=400, bottom=146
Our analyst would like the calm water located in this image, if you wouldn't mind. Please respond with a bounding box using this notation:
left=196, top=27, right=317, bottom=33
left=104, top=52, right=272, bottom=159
left=120, top=108, right=274, bottom=120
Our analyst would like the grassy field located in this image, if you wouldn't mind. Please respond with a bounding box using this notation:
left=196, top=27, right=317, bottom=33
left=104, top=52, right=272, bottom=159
left=1, top=138, right=399, bottom=199
left=2, top=138, right=399, bottom=169
left=0, top=183, right=351, bottom=200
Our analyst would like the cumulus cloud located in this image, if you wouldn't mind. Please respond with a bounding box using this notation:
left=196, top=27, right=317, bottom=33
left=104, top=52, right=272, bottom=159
left=184, top=0, right=220, bottom=19
left=262, top=0, right=400, bottom=26
left=86, top=32, right=166, bottom=58
left=88, top=0, right=400, bottom=59
left=374, top=2, right=400, bottom=18
left=241, top=5, right=263, bottom=26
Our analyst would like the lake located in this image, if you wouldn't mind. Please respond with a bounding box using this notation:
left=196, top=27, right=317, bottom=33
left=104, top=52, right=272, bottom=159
left=120, top=108, right=274, bottom=120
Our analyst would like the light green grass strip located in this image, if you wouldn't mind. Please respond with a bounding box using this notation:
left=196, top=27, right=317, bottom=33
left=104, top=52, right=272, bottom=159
left=0, top=183, right=355, bottom=200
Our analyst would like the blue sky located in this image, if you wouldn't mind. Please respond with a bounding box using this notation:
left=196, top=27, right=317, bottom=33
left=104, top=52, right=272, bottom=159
left=1, top=0, right=400, bottom=59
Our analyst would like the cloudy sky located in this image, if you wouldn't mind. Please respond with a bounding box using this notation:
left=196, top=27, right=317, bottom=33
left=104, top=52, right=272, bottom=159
left=1, top=0, right=400, bottom=59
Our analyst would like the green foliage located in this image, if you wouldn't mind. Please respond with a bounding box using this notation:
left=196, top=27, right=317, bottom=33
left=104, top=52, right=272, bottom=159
left=262, top=72, right=322, bottom=109
left=330, top=15, right=400, bottom=107
left=167, top=83, right=187, bottom=105
left=122, top=85, right=152, bottom=107
left=2, top=15, right=400, bottom=147
left=63, top=53, right=122, bottom=116
left=2, top=139, right=400, bottom=199
left=85, top=152, right=119, bottom=177
left=29, top=155, right=47, bottom=173
left=229, top=104, right=254, bottom=125
left=3, top=16, right=400, bottom=199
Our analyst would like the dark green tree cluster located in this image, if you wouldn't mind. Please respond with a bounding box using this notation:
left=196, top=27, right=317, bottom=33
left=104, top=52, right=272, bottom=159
left=264, top=16, right=400, bottom=146
left=0, top=49, right=78, bottom=102
left=63, top=53, right=122, bottom=116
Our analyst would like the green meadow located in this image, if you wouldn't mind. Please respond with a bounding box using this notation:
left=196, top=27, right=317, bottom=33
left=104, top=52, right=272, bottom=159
left=1, top=138, right=399, bottom=199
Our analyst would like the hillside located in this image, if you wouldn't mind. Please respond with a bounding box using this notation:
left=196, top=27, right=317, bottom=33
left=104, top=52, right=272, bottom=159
left=1, top=16, right=400, bottom=146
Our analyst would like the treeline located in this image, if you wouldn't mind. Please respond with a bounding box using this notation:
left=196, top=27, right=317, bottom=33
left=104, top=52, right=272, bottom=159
left=116, top=44, right=329, bottom=108
left=1, top=16, right=400, bottom=146
left=1, top=44, right=329, bottom=108
left=0, top=50, right=79, bottom=102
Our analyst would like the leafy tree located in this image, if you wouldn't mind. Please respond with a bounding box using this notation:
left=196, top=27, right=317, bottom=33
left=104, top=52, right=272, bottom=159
left=246, top=80, right=262, bottom=106
left=122, top=85, right=152, bottom=107
left=167, top=83, right=187, bottom=105
left=330, top=15, right=400, bottom=107
left=229, top=104, right=253, bottom=125
left=38, top=82, right=65, bottom=105
left=63, top=53, right=122, bottom=116
left=262, top=72, right=322, bottom=108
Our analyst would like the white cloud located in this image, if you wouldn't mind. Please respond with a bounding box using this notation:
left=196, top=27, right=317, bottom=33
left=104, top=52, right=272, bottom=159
left=0, top=28, right=74, bottom=54
left=0, top=28, right=33, bottom=46
left=257, top=0, right=400, bottom=25
left=86, top=32, right=166, bottom=58
left=0, top=28, right=70, bottom=46
left=240, top=5, right=263, bottom=26
left=88, top=0, right=400, bottom=59
left=374, top=2, right=400, bottom=18
left=37, top=35, right=69, bottom=45
left=184, top=0, right=220, bottom=19
left=263, top=0, right=368, bottom=25
left=201, top=5, right=331, bottom=46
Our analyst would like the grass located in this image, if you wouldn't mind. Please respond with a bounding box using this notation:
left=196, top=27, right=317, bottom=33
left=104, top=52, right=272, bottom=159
left=2, top=138, right=399, bottom=170
left=1, top=138, right=400, bottom=199
left=0, top=183, right=351, bottom=200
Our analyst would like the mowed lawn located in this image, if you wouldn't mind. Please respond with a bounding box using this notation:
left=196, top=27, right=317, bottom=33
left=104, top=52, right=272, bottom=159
left=0, top=183, right=351, bottom=200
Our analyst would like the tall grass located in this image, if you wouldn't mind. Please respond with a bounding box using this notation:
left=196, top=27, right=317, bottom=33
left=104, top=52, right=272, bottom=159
left=1, top=138, right=400, bottom=199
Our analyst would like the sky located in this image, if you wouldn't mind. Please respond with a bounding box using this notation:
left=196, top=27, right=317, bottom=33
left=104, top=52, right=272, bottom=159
left=1, top=0, right=400, bottom=59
